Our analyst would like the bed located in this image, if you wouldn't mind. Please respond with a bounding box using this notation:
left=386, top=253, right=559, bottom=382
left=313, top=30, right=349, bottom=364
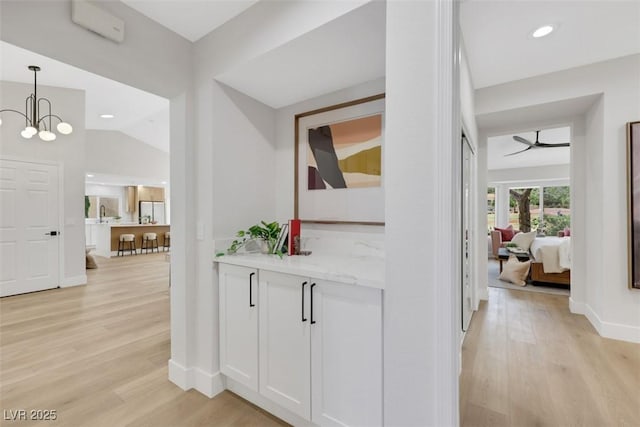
left=529, top=236, right=571, bottom=286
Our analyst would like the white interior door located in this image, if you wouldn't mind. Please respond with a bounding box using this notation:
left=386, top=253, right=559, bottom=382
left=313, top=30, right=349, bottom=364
left=0, top=159, right=60, bottom=297
left=461, top=135, right=474, bottom=331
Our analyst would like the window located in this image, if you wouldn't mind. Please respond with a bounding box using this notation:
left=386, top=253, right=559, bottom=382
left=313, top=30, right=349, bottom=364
left=487, top=187, right=495, bottom=231
left=541, top=186, right=570, bottom=235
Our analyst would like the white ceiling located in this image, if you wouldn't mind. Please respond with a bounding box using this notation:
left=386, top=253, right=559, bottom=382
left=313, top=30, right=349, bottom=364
left=0, top=41, right=170, bottom=152
left=121, top=0, right=258, bottom=42
left=460, top=0, right=640, bottom=88
left=488, top=126, right=571, bottom=170
left=216, top=0, right=386, bottom=108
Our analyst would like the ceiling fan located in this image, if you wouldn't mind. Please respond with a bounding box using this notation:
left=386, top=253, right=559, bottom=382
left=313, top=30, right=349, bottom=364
left=505, top=130, right=570, bottom=156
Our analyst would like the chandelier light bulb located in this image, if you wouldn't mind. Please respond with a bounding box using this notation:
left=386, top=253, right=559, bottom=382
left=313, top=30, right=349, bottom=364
left=21, top=128, right=34, bottom=139
left=25, top=126, right=38, bottom=136
left=57, top=122, right=73, bottom=135
left=39, top=130, right=56, bottom=141
left=0, top=117, right=3, bottom=126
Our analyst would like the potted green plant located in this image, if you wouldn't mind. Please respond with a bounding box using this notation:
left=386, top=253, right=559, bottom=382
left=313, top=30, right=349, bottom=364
left=220, top=221, right=283, bottom=257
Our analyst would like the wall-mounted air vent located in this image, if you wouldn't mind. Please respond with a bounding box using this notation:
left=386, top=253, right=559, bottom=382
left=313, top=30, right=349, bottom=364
left=71, top=0, right=125, bottom=43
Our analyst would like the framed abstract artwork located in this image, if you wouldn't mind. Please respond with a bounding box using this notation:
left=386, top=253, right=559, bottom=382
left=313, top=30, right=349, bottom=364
left=628, top=121, right=640, bottom=289
left=295, top=94, right=385, bottom=224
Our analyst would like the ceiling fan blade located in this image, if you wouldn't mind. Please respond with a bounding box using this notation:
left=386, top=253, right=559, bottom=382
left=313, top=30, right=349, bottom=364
left=504, top=146, right=533, bottom=157
left=513, top=135, right=535, bottom=146
left=537, top=142, right=571, bottom=147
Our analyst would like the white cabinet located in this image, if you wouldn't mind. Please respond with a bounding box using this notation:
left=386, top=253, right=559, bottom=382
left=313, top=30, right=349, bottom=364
left=85, top=223, right=97, bottom=246
left=257, top=270, right=382, bottom=426
left=259, top=271, right=312, bottom=419
left=219, top=264, right=259, bottom=391
left=311, top=279, right=382, bottom=427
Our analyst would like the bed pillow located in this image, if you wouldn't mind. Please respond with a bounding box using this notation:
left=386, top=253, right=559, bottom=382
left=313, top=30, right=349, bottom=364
left=499, top=254, right=531, bottom=286
left=510, top=230, right=536, bottom=251
left=495, top=225, right=516, bottom=242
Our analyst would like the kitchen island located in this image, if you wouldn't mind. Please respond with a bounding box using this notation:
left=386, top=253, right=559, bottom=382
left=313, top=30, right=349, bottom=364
left=93, top=223, right=170, bottom=258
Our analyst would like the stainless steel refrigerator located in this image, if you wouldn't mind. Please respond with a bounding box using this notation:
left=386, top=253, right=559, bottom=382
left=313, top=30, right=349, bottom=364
left=139, top=201, right=165, bottom=224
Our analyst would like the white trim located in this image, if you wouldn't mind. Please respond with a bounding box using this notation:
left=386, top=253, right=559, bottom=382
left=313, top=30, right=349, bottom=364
left=167, top=359, right=225, bottom=398
left=582, top=304, right=640, bottom=344
left=435, top=0, right=459, bottom=425
left=193, top=368, right=225, bottom=398
left=0, top=154, right=61, bottom=166
left=58, top=162, right=65, bottom=289
left=61, top=275, right=87, bottom=287
left=168, top=359, right=190, bottom=390
left=478, top=287, right=489, bottom=301
left=569, top=297, right=585, bottom=314
left=225, top=377, right=312, bottom=427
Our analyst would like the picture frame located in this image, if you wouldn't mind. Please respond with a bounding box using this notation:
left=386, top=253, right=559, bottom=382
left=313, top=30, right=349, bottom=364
left=294, top=94, right=385, bottom=225
left=628, top=121, right=640, bottom=289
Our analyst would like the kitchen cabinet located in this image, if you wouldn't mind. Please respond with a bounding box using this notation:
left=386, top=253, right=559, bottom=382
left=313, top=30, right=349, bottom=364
left=250, top=269, right=382, bottom=426
left=137, top=186, right=164, bottom=202
left=219, top=264, right=259, bottom=392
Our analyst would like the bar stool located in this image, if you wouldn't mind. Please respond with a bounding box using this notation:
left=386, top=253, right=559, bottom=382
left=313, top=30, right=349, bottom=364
left=118, top=234, right=137, bottom=256
left=142, top=232, right=159, bottom=254
left=164, top=231, right=170, bottom=252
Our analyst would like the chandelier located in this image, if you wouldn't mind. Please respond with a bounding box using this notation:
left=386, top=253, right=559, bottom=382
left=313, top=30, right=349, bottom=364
left=0, top=65, right=73, bottom=141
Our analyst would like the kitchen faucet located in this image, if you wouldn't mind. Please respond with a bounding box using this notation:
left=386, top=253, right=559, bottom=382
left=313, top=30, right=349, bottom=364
left=100, top=205, right=106, bottom=223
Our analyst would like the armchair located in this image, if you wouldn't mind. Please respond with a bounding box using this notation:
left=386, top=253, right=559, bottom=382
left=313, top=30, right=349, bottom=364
left=490, top=227, right=520, bottom=258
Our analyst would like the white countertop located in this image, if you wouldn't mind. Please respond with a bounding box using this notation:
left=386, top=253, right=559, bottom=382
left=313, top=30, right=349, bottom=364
left=215, top=253, right=384, bottom=290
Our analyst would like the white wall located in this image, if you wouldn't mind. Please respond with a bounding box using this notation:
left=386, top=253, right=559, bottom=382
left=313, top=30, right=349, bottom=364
left=0, top=81, right=87, bottom=286
left=460, top=37, right=478, bottom=146
left=385, top=1, right=459, bottom=425
left=476, top=54, right=640, bottom=342
left=85, top=130, right=169, bottom=182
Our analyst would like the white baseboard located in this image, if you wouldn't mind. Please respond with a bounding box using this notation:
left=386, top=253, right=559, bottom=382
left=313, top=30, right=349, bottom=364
left=569, top=301, right=640, bottom=343
left=61, top=275, right=87, bottom=287
left=569, top=297, right=585, bottom=314
left=193, top=367, right=225, bottom=398
left=168, top=359, right=225, bottom=398
left=225, top=377, right=312, bottom=426
left=478, top=287, right=489, bottom=301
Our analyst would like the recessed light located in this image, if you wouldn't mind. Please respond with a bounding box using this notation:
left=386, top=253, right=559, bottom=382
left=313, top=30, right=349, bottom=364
left=161, top=181, right=167, bottom=185
left=532, top=25, right=554, bottom=38
left=86, top=174, right=94, bottom=178
left=100, top=114, right=115, bottom=119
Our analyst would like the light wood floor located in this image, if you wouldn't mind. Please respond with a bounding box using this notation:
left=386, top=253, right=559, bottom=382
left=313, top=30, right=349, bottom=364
left=0, top=253, right=287, bottom=427
left=460, top=287, right=640, bottom=427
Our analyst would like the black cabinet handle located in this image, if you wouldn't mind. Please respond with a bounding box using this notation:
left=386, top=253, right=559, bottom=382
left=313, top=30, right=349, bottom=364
left=310, top=283, right=316, bottom=324
left=249, top=272, right=255, bottom=307
left=301, top=281, right=308, bottom=322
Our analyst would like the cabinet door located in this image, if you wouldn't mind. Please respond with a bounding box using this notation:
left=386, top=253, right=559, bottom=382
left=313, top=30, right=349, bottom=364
left=311, top=280, right=383, bottom=427
left=219, top=264, right=259, bottom=391
left=259, top=271, right=311, bottom=420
